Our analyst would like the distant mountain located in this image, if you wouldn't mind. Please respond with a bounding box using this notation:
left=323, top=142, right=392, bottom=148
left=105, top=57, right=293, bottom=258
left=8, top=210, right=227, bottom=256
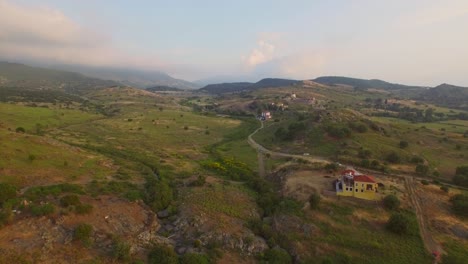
left=0, top=61, right=117, bottom=94
left=200, top=78, right=299, bottom=94
left=50, top=64, right=199, bottom=90
left=313, top=76, right=425, bottom=90
left=418, top=83, right=468, bottom=110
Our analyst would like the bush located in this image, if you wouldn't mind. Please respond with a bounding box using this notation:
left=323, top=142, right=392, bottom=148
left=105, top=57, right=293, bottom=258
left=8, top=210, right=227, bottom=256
left=15, top=127, right=25, bottom=133
left=450, top=194, right=468, bottom=217
left=60, top=194, right=81, bottom=207
left=386, top=152, right=401, bottom=163
left=420, top=179, right=429, bottom=185
left=74, top=223, right=93, bottom=246
left=75, top=204, right=93, bottom=215
left=145, top=177, right=174, bottom=211
left=263, top=248, right=292, bottom=264
left=180, top=253, right=210, bottom=264
left=453, top=166, right=468, bottom=187
left=383, top=194, right=400, bottom=210
left=440, top=186, right=449, bottom=193
left=28, top=154, right=36, bottom=162
left=416, top=165, right=430, bottom=176
left=148, top=244, right=178, bottom=264
left=111, top=239, right=131, bottom=261
left=386, top=213, right=410, bottom=234
left=0, top=183, right=17, bottom=205
left=30, top=203, right=55, bottom=216
left=399, top=140, right=409, bottom=148
left=309, top=192, right=321, bottom=210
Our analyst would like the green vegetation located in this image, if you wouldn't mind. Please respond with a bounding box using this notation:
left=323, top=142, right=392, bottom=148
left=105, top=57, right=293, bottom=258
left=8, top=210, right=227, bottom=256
left=263, top=247, right=292, bottom=264
left=450, top=194, right=468, bottom=217
left=179, top=253, right=210, bottom=264
left=383, top=194, right=400, bottom=210
left=74, top=223, right=93, bottom=247
left=30, top=203, right=55, bottom=216
left=147, top=244, right=178, bottom=264
left=309, top=192, right=321, bottom=210
left=453, top=165, right=468, bottom=187
left=386, top=212, right=411, bottom=235
left=0, top=183, right=17, bottom=205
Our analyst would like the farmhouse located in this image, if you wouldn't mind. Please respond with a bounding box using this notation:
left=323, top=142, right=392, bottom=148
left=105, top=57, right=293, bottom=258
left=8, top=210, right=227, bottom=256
left=261, top=111, right=272, bottom=120
left=335, top=169, right=378, bottom=200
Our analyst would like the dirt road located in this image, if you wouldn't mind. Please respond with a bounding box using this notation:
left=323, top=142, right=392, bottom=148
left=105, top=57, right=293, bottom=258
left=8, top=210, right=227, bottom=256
left=247, top=120, right=443, bottom=261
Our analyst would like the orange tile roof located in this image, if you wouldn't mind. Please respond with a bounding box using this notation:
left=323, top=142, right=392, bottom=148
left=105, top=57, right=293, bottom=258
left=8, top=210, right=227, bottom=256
left=353, top=175, right=376, bottom=183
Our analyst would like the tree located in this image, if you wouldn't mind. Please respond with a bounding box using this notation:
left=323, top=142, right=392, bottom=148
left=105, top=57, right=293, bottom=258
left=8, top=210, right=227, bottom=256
left=15, top=127, right=25, bottom=133
left=383, top=194, right=400, bottom=210
left=386, top=213, right=410, bottom=234
left=148, top=245, right=178, bottom=264
left=450, top=194, right=468, bottom=217
left=399, top=140, right=409, bottom=149
left=309, top=192, right=321, bottom=210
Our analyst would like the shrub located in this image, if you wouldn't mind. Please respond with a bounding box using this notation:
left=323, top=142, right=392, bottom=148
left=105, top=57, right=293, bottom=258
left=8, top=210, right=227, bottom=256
left=28, top=154, right=36, bottom=162
left=420, top=179, right=429, bottom=185
left=0, top=183, right=17, bottom=205
left=416, top=165, right=430, bottom=176
left=386, top=152, right=401, bottom=163
left=386, top=213, right=410, bottom=234
left=15, top=127, right=25, bottom=133
left=30, top=204, right=55, bottom=216
left=358, top=149, right=372, bottom=159
left=440, top=186, right=449, bottom=193
left=148, top=244, right=178, bottom=264
left=0, top=208, right=13, bottom=227
left=180, top=253, right=210, bottom=264
left=383, top=194, right=400, bottom=210
left=75, top=204, right=93, bottom=215
left=74, top=223, right=93, bottom=246
left=453, top=166, right=468, bottom=187
left=399, top=140, right=409, bottom=148
left=309, top=192, right=321, bottom=210
left=145, top=177, right=174, bottom=211
left=263, top=248, right=292, bottom=264
left=60, top=194, right=81, bottom=207
left=450, top=194, right=468, bottom=217
left=111, top=239, right=131, bottom=261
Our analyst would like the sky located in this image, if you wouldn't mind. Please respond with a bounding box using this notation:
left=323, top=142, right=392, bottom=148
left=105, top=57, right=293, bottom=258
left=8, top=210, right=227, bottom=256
left=1, top=0, right=467, bottom=85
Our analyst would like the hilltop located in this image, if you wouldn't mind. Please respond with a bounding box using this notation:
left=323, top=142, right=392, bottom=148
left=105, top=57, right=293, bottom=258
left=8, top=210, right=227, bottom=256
left=0, top=62, right=117, bottom=94
left=418, top=83, right=468, bottom=110
left=199, top=78, right=299, bottom=93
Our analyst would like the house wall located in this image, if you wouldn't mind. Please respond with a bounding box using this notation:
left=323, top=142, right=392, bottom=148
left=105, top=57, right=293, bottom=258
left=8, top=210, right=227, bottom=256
left=353, top=181, right=378, bottom=200
left=337, top=182, right=355, bottom=197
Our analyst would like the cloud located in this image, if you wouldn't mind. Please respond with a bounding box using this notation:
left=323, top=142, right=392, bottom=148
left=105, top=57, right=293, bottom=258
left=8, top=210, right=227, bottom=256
left=0, top=0, right=165, bottom=69
left=243, top=39, right=277, bottom=67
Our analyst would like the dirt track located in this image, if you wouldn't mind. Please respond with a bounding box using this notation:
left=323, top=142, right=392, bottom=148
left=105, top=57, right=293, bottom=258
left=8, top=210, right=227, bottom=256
left=248, top=119, right=443, bottom=262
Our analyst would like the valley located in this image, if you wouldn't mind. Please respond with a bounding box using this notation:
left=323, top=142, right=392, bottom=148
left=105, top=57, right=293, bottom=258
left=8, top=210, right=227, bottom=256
left=0, top=65, right=467, bottom=264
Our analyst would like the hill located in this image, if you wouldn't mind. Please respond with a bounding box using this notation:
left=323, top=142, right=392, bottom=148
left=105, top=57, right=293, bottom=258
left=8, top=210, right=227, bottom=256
left=50, top=64, right=199, bottom=90
left=313, top=76, right=425, bottom=90
left=200, top=78, right=299, bottom=93
left=0, top=61, right=117, bottom=94
left=418, top=83, right=468, bottom=110
left=146, top=86, right=184, bottom=92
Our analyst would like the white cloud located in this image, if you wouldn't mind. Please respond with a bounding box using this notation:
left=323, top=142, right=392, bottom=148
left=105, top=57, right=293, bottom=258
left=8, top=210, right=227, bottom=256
left=243, top=40, right=276, bottom=67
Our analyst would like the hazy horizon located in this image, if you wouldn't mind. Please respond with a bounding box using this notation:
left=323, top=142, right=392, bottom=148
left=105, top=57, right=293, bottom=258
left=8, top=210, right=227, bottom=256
left=1, top=0, right=467, bottom=86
